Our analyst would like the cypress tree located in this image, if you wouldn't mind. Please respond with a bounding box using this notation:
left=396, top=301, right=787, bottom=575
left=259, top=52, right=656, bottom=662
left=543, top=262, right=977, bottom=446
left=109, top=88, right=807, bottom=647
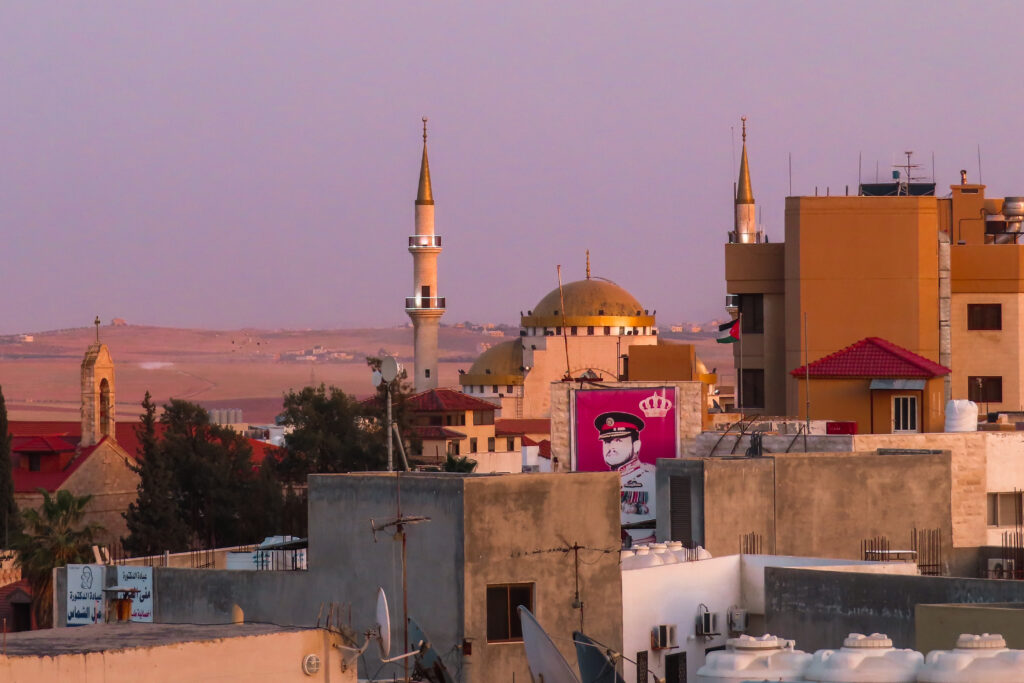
left=0, top=385, right=20, bottom=547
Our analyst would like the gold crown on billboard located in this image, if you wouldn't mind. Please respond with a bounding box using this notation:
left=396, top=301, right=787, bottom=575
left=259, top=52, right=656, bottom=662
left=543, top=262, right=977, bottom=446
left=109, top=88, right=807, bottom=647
left=639, top=392, right=672, bottom=418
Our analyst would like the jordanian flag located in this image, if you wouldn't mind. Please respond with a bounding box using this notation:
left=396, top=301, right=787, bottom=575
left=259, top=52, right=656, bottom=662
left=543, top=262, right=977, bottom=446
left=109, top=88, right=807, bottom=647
left=717, top=318, right=740, bottom=343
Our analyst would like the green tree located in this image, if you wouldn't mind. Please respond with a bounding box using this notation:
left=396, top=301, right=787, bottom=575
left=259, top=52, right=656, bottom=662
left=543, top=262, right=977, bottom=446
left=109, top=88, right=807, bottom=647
left=122, top=392, right=190, bottom=555
left=14, top=489, right=103, bottom=628
left=0, top=385, right=21, bottom=546
left=276, top=384, right=385, bottom=482
left=124, top=398, right=282, bottom=553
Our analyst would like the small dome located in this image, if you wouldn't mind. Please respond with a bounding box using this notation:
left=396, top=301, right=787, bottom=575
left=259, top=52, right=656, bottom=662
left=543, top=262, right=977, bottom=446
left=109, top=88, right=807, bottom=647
left=459, top=340, right=524, bottom=386
left=521, top=279, right=654, bottom=328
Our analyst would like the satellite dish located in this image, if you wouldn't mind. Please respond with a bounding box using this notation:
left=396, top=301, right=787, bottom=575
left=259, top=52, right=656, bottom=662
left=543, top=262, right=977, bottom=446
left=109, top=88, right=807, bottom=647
left=372, top=370, right=383, bottom=388
left=519, top=606, right=580, bottom=683
left=381, top=356, right=399, bottom=383
left=376, top=587, right=391, bottom=658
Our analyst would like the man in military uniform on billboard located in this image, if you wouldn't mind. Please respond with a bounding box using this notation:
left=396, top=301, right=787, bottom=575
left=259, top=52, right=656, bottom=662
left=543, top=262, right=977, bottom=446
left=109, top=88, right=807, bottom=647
left=594, top=410, right=655, bottom=544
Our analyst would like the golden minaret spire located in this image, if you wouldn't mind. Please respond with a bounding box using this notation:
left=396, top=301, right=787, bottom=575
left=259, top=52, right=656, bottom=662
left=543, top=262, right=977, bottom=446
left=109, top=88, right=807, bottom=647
left=586, top=249, right=591, bottom=279
left=736, top=116, right=754, bottom=205
left=417, top=117, right=433, bottom=205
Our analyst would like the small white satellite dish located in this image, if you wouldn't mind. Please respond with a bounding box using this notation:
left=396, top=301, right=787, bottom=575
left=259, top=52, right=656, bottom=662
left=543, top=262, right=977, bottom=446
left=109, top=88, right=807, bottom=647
left=376, top=587, right=391, bottom=658
left=371, top=370, right=383, bottom=388
left=381, top=356, right=399, bottom=383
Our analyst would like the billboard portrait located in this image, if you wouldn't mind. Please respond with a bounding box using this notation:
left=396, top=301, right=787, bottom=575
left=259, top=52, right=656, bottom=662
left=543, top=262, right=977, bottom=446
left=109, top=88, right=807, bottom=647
left=574, top=387, right=677, bottom=545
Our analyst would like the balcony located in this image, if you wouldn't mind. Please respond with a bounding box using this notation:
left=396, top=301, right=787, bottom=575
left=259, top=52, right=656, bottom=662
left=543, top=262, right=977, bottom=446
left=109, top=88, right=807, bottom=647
left=406, top=296, right=446, bottom=311
left=409, top=235, right=442, bottom=248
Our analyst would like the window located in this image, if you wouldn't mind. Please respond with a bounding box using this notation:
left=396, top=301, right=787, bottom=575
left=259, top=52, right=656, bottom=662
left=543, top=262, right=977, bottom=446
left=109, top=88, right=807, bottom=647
left=506, top=385, right=513, bottom=393
left=28, top=454, right=41, bottom=472
left=738, top=294, right=764, bottom=333
left=507, top=437, right=516, bottom=452
left=447, top=441, right=460, bottom=456
left=425, top=368, right=430, bottom=378
left=487, top=437, right=496, bottom=452
left=428, top=415, right=442, bottom=426
left=587, top=326, right=594, bottom=335
left=570, top=327, right=577, bottom=335
left=968, top=304, right=1002, bottom=330
left=470, top=438, right=478, bottom=453
left=969, top=376, right=1003, bottom=403
left=892, top=395, right=919, bottom=432
left=486, top=584, right=534, bottom=642
left=604, top=326, right=610, bottom=335
left=555, top=327, right=561, bottom=335
left=740, top=369, right=765, bottom=409
left=988, top=492, right=1023, bottom=527
left=474, top=411, right=495, bottom=425
left=421, top=285, right=431, bottom=299
left=492, top=385, right=498, bottom=393
left=669, top=476, right=693, bottom=544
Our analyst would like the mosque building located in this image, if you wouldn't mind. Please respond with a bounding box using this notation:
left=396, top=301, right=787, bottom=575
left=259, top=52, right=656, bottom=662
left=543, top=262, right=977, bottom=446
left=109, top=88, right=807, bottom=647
left=458, top=255, right=682, bottom=419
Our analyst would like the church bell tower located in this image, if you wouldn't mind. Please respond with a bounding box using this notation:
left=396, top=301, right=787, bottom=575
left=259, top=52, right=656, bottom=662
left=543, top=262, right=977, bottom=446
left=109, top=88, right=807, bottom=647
left=81, top=317, right=116, bottom=447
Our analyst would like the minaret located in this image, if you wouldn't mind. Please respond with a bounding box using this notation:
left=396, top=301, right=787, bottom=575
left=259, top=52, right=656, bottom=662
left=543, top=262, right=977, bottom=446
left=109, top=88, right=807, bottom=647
left=732, top=116, right=761, bottom=244
left=406, top=118, right=445, bottom=391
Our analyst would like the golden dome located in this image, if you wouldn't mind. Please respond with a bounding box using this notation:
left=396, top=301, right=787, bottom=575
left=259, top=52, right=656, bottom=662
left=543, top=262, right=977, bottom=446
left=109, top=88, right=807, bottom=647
left=459, top=340, right=524, bottom=386
left=521, top=279, right=654, bottom=328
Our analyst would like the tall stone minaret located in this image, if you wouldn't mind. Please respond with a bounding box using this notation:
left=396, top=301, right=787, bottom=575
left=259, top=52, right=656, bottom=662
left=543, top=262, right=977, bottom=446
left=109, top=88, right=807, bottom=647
left=81, top=317, right=116, bottom=447
left=732, top=116, right=762, bottom=244
left=406, top=118, right=445, bottom=391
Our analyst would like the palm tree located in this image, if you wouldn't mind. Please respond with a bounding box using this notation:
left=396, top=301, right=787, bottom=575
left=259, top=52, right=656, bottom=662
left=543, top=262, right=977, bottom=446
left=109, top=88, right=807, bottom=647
left=14, top=489, right=104, bottom=628
left=443, top=454, right=477, bottom=473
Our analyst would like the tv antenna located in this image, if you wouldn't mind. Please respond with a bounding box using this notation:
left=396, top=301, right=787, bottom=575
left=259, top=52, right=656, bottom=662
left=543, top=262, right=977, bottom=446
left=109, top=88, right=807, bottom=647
left=370, top=473, right=431, bottom=681
left=893, top=151, right=925, bottom=196
left=373, top=356, right=410, bottom=472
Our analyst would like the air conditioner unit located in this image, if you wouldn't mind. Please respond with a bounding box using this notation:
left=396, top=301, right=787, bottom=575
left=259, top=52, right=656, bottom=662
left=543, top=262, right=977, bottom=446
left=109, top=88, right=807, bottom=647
left=696, top=611, right=718, bottom=636
left=651, top=624, right=677, bottom=650
left=988, top=558, right=1016, bottom=579
left=728, top=607, right=748, bottom=633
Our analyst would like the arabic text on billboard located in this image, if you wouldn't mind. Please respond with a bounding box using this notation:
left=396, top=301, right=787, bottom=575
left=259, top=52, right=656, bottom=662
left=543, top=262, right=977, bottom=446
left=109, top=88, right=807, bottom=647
left=67, top=564, right=105, bottom=626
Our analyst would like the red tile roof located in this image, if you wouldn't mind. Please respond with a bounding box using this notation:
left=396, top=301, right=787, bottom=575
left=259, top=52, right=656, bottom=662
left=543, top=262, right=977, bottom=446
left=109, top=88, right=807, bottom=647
left=412, top=425, right=467, bottom=440
left=522, top=435, right=538, bottom=447
left=0, top=579, right=30, bottom=601
left=790, top=337, right=951, bottom=379
left=538, top=440, right=551, bottom=459
left=495, top=418, right=551, bottom=436
left=407, top=388, right=499, bottom=413
left=8, top=420, right=272, bottom=468
left=12, top=441, right=106, bottom=494
left=10, top=435, right=77, bottom=454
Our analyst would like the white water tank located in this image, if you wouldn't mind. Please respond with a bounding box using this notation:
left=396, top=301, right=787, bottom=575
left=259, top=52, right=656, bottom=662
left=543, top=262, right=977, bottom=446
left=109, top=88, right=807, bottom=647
left=619, top=549, right=636, bottom=570
left=804, top=633, right=922, bottom=682
left=697, top=545, right=713, bottom=560
left=695, top=634, right=810, bottom=681
left=629, top=546, right=664, bottom=569
left=944, top=400, right=978, bottom=432
left=651, top=542, right=679, bottom=564
left=918, top=633, right=1024, bottom=682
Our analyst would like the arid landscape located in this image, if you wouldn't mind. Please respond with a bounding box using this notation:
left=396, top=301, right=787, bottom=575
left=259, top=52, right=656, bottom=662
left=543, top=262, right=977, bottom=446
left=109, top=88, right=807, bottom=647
left=0, top=323, right=731, bottom=424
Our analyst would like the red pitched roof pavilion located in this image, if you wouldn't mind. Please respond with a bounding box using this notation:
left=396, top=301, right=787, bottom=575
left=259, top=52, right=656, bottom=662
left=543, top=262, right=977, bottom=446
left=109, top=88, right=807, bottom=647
left=790, top=337, right=951, bottom=379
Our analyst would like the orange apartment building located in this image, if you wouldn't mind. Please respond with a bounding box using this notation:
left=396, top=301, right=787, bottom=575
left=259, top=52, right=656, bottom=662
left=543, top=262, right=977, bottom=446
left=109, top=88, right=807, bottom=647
left=725, top=122, right=1024, bottom=432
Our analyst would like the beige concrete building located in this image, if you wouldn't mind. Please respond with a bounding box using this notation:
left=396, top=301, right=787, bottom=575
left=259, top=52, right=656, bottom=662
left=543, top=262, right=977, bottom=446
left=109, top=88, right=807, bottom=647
left=407, top=387, right=522, bottom=472
left=406, top=119, right=446, bottom=391
left=724, top=126, right=1024, bottom=423
left=664, top=430, right=1024, bottom=576
left=0, top=623, right=354, bottom=682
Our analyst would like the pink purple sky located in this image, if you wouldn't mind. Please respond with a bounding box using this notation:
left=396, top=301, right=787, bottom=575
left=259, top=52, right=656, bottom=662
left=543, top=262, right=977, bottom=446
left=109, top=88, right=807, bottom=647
left=3, top=2, right=1024, bottom=333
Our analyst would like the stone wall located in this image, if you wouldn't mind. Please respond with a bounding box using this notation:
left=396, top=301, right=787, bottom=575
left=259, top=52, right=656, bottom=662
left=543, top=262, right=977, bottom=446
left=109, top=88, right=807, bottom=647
left=766, top=566, right=1024, bottom=652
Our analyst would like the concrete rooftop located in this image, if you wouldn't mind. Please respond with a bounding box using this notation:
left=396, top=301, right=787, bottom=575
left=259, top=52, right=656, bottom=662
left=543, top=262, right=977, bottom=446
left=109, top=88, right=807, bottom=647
left=0, top=622, right=310, bottom=657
